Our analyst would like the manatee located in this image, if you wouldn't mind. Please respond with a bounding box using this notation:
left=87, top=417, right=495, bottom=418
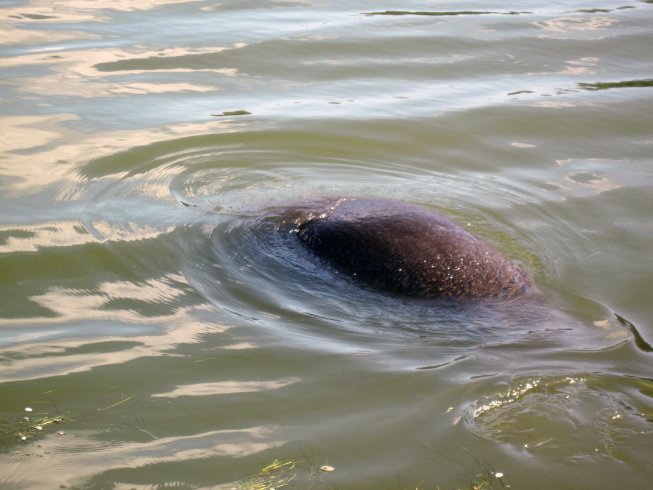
left=296, top=198, right=532, bottom=299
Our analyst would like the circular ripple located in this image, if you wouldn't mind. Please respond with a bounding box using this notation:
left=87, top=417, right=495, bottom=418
left=75, top=127, right=628, bottom=350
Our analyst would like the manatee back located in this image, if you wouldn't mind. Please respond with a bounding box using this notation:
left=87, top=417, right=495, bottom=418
left=297, top=199, right=532, bottom=299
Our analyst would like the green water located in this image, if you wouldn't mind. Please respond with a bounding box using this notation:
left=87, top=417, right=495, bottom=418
left=1, top=1, right=652, bottom=488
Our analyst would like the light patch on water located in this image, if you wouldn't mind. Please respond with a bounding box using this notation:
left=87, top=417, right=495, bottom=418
left=535, top=15, right=619, bottom=37
left=0, top=3, right=96, bottom=24
left=532, top=100, right=595, bottom=108
left=151, top=377, right=300, bottom=398
left=0, top=26, right=98, bottom=46
left=220, top=342, right=258, bottom=350
left=2, top=45, right=241, bottom=99
left=2, top=425, right=284, bottom=489
left=0, top=339, right=149, bottom=383
left=60, top=0, right=203, bottom=12
left=0, top=114, right=243, bottom=194
left=548, top=158, right=628, bottom=197
left=19, top=71, right=228, bottom=98
left=1, top=1, right=652, bottom=488
left=0, top=304, right=228, bottom=381
left=0, top=0, right=203, bottom=24
left=31, top=273, right=189, bottom=319
left=108, top=82, right=219, bottom=95
left=0, top=114, right=79, bottom=153
left=199, top=0, right=318, bottom=11
left=302, top=53, right=472, bottom=66
left=564, top=172, right=619, bottom=193
left=0, top=221, right=93, bottom=253
left=561, top=57, right=600, bottom=75
left=89, top=221, right=175, bottom=242
left=100, top=275, right=188, bottom=304
left=0, top=45, right=241, bottom=71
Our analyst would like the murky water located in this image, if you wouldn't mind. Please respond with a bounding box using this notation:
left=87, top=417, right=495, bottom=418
left=1, top=1, right=652, bottom=488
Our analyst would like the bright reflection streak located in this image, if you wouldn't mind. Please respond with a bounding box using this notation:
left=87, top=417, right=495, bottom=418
left=532, top=100, right=589, bottom=108
left=31, top=272, right=190, bottom=320
left=0, top=0, right=202, bottom=25
left=0, top=302, right=229, bottom=382
left=0, top=45, right=242, bottom=71
left=0, top=222, right=94, bottom=253
left=152, top=378, right=300, bottom=398
left=0, top=114, right=244, bottom=193
left=0, top=114, right=79, bottom=153
left=109, top=82, right=217, bottom=95
left=560, top=57, right=599, bottom=76
left=0, top=44, right=241, bottom=98
left=0, top=27, right=97, bottom=45
left=552, top=158, right=624, bottom=196
left=0, top=5, right=96, bottom=23
left=2, top=425, right=284, bottom=489
left=535, top=15, right=618, bottom=38
left=60, top=0, right=204, bottom=11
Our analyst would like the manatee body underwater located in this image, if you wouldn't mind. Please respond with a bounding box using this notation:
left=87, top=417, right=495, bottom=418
left=294, top=198, right=533, bottom=299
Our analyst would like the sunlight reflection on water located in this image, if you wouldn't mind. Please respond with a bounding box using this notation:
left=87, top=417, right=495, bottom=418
left=1, top=0, right=652, bottom=488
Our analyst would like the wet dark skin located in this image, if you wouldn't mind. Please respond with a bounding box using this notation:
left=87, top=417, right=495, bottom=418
left=297, top=198, right=532, bottom=299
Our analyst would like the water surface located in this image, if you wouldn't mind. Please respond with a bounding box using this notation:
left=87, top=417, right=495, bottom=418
left=1, top=1, right=652, bottom=488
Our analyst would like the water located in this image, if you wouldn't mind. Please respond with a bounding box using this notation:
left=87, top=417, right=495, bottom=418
left=1, top=1, right=652, bottom=488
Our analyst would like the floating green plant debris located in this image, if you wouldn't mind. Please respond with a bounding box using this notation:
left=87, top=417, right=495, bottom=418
left=364, top=10, right=494, bottom=16
left=363, top=10, right=529, bottom=16
left=213, top=110, right=252, bottom=117
left=231, top=455, right=509, bottom=489
left=235, top=459, right=298, bottom=490
left=576, top=9, right=611, bottom=13
left=0, top=410, right=66, bottom=443
left=470, top=468, right=509, bottom=490
left=579, top=79, right=653, bottom=91
left=230, top=458, right=343, bottom=489
left=465, top=455, right=509, bottom=490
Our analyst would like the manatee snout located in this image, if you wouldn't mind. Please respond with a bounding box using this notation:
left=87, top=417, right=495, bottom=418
left=296, top=198, right=532, bottom=299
